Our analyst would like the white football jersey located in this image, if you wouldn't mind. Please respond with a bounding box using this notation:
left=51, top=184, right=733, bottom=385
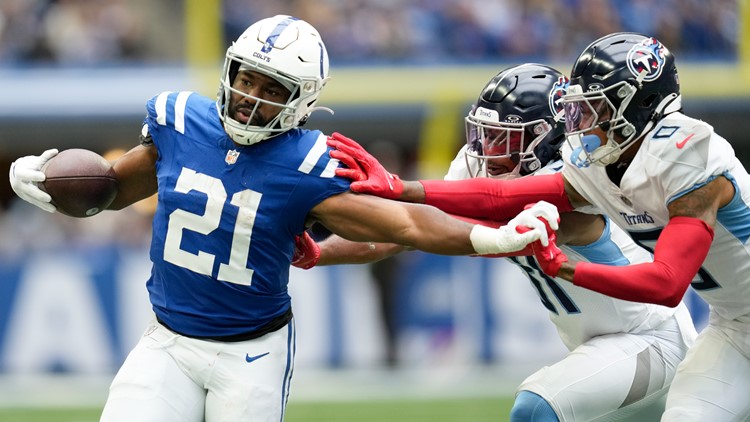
left=562, top=112, right=750, bottom=324
left=446, top=146, right=683, bottom=350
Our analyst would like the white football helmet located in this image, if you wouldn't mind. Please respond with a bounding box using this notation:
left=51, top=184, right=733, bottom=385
left=217, top=15, right=331, bottom=145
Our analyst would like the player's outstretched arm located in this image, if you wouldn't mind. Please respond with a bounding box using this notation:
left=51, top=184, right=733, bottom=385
left=327, top=132, right=576, bottom=221
left=552, top=216, right=713, bottom=307
left=546, top=178, right=731, bottom=307
left=108, top=144, right=158, bottom=210
left=292, top=232, right=406, bottom=269
left=309, top=191, right=558, bottom=256
left=293, top=212, right=541, bottom=269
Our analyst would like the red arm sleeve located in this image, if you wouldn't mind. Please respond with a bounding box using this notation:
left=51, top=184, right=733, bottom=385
left=420, top=173, right=574, bottom=221
left=573, top=216, right=714, bottom=307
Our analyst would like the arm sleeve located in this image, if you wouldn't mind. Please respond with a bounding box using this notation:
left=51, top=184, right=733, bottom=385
left=420, top=173, right=574, bottom=221
left=573, top=216, right=714, bottom=307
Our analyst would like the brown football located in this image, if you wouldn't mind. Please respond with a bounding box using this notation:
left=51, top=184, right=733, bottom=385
left=40, top=149, right=119, bottom=218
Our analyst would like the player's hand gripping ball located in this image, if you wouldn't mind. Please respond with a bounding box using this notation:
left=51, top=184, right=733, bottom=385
left=39, top=149, right=119, bottom=217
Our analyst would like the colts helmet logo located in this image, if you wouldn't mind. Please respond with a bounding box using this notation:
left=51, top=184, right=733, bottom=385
left=626, top=37, right=668, bottom=82
left=549, top=75, right=569, bottom=121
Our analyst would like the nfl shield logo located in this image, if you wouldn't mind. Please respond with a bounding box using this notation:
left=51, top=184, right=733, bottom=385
left=225, top=149, right=240, bottom=165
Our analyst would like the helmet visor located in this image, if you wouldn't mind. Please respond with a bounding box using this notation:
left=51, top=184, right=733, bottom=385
left=562, top=93, right=612, bottom=134
left=465, top=113, right=551, bottom=178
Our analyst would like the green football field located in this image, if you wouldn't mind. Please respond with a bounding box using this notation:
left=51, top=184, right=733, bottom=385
left=0, top=396, right=515, bottom=422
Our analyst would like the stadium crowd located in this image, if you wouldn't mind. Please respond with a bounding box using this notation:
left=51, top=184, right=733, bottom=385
left=0, top=0, right=179, bottom=65
left=226, top=0, right=738, bottom=64
left=0, top=0, right=739, bottom=66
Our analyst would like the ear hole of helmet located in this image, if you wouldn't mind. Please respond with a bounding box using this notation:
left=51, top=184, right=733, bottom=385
left=641, top=93, right=657, bottom=108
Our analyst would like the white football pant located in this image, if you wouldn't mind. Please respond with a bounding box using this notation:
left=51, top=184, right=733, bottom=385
left=100, top=318, right=296, bottom=422
left=517, top=304, right=696, bottom=421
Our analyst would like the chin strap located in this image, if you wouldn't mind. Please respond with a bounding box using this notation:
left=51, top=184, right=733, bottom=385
left=650, top=93, right=682, bottom=123
left=308, top=105, right=335, bottom=116
left=297, top=105, right=334, bottom=128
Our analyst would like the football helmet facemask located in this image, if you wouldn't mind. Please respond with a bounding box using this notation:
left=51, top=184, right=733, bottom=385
left=465, top=63, right=568, bottom=179
left=562, top=32, right=682, bottom=167
left=217, top=15, right=331, bottom=146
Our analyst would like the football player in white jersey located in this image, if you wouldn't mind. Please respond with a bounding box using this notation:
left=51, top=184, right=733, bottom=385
left=295, top=64, right=697, bottom=421
left=326, top=33, right=750, bottom=421
left=7, top=16, right=558, bottom=422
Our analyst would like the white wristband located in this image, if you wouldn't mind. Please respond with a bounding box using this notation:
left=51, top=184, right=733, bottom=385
left=470, top=223, right=541, bottom=255
left=470, top=224, right=504, bottom=255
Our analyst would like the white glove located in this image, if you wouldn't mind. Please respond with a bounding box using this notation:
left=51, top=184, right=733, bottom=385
left=469, top=201, right=560, bottom=255
left=9, top=149, right=59, bottom=213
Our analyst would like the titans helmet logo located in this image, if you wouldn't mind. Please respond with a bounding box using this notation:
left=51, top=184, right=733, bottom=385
left=549, top=75, right=569, bottom=121
left=626, top=37, right=668, bottom=82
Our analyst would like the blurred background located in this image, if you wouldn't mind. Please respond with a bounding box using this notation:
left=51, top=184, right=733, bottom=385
left=0, top=0, right=747, bottom=417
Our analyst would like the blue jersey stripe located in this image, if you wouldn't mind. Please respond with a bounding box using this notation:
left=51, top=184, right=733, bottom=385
left=567, top=218, right=631, bottom=266
left=318, top=42, right=325, bottom=78
left=279, top=320, right=295, bottom=421
left=717, top=173, right=750, bottom=244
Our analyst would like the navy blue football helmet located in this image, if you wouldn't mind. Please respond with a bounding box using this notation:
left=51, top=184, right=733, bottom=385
left=464, top=63, right=568, bottom=179
left=562, top=32, right=682, bottom=167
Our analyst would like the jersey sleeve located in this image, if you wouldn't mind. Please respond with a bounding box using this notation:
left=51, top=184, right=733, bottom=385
left=284, top=131, right=351, bottom=233
left=642, top=117, right=731, bottom=206
left=144, top=90, right=218, bottom=141
left=144, top=91, right=178, bottom=142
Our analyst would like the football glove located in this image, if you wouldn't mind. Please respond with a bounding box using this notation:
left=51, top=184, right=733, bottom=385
left=9, top=149, right=58, bottom=213
left=292, top=231, right=321, bottom=269
left=470, top=201, right=559, bottom=255
left=518, top=206, right=567, bottom=277
left=327, top=132, right=404, bottom=200
left=531, top=232, right=568, bottom=277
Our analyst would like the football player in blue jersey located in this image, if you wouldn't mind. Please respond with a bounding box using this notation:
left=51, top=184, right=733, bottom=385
left=8, top=15, right=559, bottom=422
left=294, top=64, right=697, bottom=422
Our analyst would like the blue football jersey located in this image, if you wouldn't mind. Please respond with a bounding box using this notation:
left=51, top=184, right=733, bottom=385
left=141, top=91, right=350, bottom=338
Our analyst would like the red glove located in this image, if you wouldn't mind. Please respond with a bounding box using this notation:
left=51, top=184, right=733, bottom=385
left=531, top=233, right=568, bottom=277
left=516, top=204, right=567, bottom=277
left=327, top=132, right=404, bottom=199
left=292, top=231, right=321, bottom=269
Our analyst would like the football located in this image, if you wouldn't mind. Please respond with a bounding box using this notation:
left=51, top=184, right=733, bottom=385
left=40, top=149, right=119, bottom=218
